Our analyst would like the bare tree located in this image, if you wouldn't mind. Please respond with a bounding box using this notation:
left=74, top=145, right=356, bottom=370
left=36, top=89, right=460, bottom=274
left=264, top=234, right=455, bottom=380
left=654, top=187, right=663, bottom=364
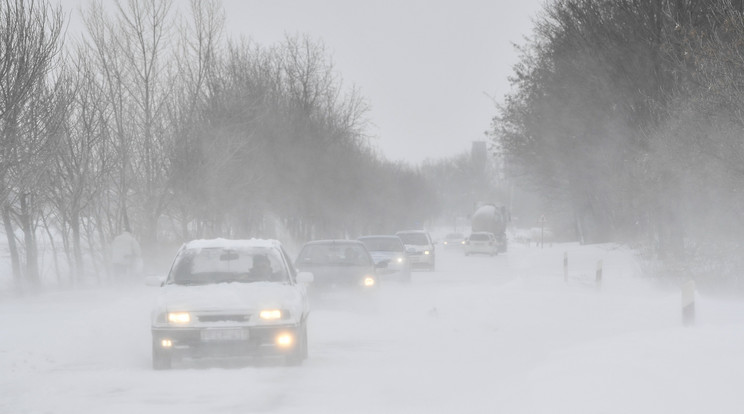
left=0, top=0, right=64, bottom=289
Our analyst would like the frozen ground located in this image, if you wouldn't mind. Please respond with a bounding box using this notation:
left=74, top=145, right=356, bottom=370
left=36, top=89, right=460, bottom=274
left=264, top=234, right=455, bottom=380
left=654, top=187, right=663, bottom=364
left=2, top=241, right=744, bottom=413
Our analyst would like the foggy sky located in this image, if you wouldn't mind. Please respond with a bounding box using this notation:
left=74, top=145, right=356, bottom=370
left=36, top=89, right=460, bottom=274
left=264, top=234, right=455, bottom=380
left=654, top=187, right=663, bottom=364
left=222, top=0, right=544, bottom=164
left=61, top=0, right=543, bottom=164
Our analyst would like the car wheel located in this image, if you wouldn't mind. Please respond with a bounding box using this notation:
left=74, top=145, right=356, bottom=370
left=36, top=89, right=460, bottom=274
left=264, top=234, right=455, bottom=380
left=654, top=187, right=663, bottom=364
left=286, top=322, right=308, bottom=366
left=152, top=341, right=172, bottom=370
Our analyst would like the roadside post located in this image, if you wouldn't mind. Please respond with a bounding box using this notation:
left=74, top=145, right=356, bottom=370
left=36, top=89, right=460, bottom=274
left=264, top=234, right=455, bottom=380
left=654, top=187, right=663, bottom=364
left=595, top=260, right=603, bottom=289
left=563, top=252, right=568, bottom=282
left=539, top=215, right=547, bottom=249
left=682, top=280, right=696, bottom=326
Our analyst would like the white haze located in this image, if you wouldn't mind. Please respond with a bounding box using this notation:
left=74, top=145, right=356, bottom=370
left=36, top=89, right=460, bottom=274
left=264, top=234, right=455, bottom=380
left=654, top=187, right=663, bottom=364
left=59, top=0, right=544, bottom=164
left=2, top=238, right=744, bottom=413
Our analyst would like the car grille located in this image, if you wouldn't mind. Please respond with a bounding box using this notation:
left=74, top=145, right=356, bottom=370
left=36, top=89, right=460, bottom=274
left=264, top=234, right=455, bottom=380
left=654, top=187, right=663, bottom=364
left=198, top=314, right=249, bottom=323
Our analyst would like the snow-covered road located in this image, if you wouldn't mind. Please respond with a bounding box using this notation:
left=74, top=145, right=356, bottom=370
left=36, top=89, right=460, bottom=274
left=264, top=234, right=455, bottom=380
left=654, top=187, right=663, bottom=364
left=3, top=242, right=744, bottom=413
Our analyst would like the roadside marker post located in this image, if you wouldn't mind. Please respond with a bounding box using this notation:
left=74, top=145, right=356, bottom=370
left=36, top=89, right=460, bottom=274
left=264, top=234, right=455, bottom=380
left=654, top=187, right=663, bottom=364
left=563, top=252, right=568, bottom=282
left=538, top=215, right=547, bottom=249
left=682, top=280, right=696, bottom=326
left=595, top=260, right=603, bottom=289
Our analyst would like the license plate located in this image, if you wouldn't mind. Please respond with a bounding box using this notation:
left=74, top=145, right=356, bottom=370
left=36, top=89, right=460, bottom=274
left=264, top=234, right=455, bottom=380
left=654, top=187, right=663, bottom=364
left=201, top=328, right=248, bottom=342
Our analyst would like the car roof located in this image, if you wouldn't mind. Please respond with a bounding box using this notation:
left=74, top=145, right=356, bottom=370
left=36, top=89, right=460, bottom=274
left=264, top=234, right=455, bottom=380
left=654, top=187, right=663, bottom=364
left=358, top=235, right=401, bottom=240
left=396, top=230, right=428, bottom=234
left=183, top=238, right=282, bottom=250
left=303, top=239, right=365, bottom=246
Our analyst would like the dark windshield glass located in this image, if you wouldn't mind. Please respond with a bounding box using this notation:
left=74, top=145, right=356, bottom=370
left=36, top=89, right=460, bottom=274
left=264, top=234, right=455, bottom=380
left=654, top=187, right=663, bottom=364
left=297, top=243, right=372, bottom=266
left=397, top=232, right=429, bottom=245
left=469, top=233, right=490, bottom=241
left=168, top=247, right=288, bottom=285
left=359, top=237, right=404, bottom=252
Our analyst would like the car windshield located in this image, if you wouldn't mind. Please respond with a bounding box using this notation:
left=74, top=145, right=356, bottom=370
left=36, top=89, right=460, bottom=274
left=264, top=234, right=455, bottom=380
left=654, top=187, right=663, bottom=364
left=446, top=233, right=463, bottom=239
left=469, top=233, right=490, bottom=241
left=168, top=246, right=289, bottom=285
left=397, top=232, right=429, bottom=246
left=297, top=243, right=372, bottom=266
left=359, top=237, right=404, bottom=252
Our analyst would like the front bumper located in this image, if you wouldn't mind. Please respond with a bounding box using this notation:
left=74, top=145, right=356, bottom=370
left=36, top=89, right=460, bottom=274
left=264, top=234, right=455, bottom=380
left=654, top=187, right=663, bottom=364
left=407, top=253, right=434, bottom=268
left=152, top=324, right=302, bottom=359
left=464, top=243, right=497, bottom=254
left=376, top=266, right=411, bottom=280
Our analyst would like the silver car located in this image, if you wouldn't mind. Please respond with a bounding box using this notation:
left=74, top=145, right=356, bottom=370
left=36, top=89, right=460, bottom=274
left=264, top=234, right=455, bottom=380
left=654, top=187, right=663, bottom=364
left=358, top=235, right=411, bottom=282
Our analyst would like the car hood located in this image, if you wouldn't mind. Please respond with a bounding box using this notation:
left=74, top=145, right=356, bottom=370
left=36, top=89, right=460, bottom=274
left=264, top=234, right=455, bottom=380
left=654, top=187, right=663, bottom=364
left=296, top=264, right=374, bottom=287
left=154, top=282, right=305, bottom=317
left=404, top=244, right=432, bottom=253
left=368, top=251, right=401, bottom=264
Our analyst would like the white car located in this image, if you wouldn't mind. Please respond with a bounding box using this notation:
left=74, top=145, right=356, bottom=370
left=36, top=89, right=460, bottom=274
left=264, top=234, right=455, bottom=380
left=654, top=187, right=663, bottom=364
left=464, top=232, right=499, bottom=256
left=150, top=238, right=312, bottom=369
left=396, top=230, right=435, bottom=271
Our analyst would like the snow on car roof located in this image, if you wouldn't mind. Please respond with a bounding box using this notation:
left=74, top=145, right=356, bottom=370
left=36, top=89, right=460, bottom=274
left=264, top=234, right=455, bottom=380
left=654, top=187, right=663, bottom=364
left=304, top=239, right=364, bottom=245
left=183, top=238, right=281, bottom=250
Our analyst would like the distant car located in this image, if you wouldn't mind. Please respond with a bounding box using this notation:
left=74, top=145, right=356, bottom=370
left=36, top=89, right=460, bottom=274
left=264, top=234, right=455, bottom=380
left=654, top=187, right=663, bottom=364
left=295, top=240, right=378, bottom=290
left=396, top=230, right=435, bottom=271
left=463, top=232, right=499, bottom=256
left=442, top=232, right=465, bottom=249
left=150, top=238, right=312, bottom=370
left=358, top=235, right=411, bottom=282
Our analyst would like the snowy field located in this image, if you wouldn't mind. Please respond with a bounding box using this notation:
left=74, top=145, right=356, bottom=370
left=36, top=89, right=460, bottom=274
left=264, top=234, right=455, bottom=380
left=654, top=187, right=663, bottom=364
left=2, top=241, right=744, bottom=413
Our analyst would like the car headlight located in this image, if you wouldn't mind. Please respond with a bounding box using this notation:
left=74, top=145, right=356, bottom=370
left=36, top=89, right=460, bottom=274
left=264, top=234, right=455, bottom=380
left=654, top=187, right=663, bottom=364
left=259, top=309, right=286, bottom=320
left=363, top=276, right=376, bottom=287
left=443, top=241, right=448, bottom=245
left=167, top=312, right=191, bottom=324
left=424, top=250, right=430, bottom=255
left=276, top=331, right=295, bottom=348
left=396, top=257, right=404, bottom=263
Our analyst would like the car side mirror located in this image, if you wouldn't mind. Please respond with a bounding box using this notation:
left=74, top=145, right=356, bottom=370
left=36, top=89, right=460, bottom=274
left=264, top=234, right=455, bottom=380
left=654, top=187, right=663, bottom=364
left=144, top=275, right=165, bottom=287
left=296, top=272, right=314, bottom=284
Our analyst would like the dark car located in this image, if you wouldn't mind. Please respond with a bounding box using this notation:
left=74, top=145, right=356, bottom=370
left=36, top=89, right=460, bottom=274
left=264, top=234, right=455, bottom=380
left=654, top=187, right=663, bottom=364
left=358, top=235, right=411, bottom=282
left=295, top=240, right=378, bottom=290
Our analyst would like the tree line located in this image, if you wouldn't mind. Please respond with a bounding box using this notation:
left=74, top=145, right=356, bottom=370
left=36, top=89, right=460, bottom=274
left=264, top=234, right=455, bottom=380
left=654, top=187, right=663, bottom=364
left=0, top=0, right=437, bottom=291
left=494, top=0, right=744, bottom=288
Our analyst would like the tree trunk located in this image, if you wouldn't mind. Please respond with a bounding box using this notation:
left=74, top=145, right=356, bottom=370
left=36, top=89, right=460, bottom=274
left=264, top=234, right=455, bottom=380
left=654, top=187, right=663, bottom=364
left=71, top=211, right=83, bottom=282
left=2, top=204, right=22, bottom=290
left=41, top=213, right=62, bottom=286
left=19, top=194, right=40, bottom=289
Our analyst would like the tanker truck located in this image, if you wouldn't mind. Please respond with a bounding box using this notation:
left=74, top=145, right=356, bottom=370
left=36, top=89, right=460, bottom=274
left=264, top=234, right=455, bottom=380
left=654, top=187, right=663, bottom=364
left=470, top=203, right=509, bottom=253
